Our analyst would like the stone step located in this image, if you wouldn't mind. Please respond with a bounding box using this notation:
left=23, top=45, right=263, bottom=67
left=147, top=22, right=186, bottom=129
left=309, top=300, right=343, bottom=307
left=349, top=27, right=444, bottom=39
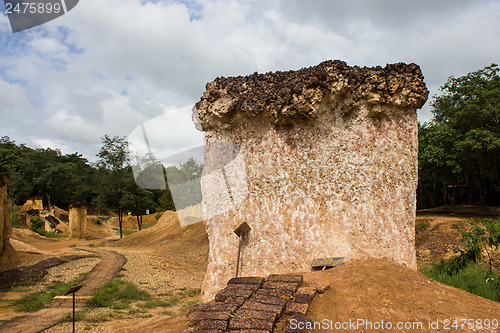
left=186, top=274, right=317, bottom=333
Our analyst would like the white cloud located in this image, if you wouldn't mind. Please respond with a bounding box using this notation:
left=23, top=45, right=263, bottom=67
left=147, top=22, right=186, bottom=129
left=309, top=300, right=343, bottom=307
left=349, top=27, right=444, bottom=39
left=0, top=0, right=499, bottom=154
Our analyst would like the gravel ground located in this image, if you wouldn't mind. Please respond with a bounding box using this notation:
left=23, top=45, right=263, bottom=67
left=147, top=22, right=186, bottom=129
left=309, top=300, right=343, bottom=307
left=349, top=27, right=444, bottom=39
left=32, top=256, right=100, bottom=292
left=42, top=247, right=203, bottom=333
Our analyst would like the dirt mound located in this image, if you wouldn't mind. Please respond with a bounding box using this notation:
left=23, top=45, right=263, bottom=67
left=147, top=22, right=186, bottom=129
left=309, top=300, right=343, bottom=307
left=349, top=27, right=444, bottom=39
left=305, top=258, right=500, bottom=332
left=52, top=206, right=69, bottom=221
left=113, top=211, right=206, bottom=247
left=418, top=205, right=500, bottom=217
left=111, top=211, right=209, bottom=278
left=108, top=213, right=157, bottom=230
left=116, top=258, right=499, bottom=333
left=415, top=216, right=467, bottom=266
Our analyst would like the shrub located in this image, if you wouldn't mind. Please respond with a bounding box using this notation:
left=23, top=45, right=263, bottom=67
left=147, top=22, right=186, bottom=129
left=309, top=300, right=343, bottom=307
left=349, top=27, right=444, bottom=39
left=415, top=219, right=431, bottom=234
left=29, top=216, right=60, bottom=238
left=420, top=218, right=500, bottom=302
left=14, top=281, right=78, bottom=312
left=154, top=211, right=164, bottom=221
left=90, top=279, right=150, bottom=309
left=29, top=216, right=44, bottom=231
left=420, top=264, right=500, bottom=302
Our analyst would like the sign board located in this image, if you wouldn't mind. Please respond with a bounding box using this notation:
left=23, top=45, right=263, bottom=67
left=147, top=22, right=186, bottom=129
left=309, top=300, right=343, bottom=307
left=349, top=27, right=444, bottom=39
left=234, top=222, right=251, bottom=237
left=311, top=257, right=344, bottom=268
left=64, top=283, right=84, bottom=295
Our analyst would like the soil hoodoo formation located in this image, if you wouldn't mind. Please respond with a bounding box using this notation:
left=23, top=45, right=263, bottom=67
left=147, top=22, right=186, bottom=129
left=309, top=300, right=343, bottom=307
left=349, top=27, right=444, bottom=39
left=195, top=60, right=429, bottom=301
left=0, top=173, right=13, bottom=259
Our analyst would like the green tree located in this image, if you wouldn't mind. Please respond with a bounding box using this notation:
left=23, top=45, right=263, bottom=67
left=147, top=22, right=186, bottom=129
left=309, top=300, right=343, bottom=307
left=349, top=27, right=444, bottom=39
left=121, top=167, right=156, bottom=231
left=97, top=135, right=130, bottom=238
left=165, top=158, right=203, bottom=210
left=419, top=64, right=500, bottom=207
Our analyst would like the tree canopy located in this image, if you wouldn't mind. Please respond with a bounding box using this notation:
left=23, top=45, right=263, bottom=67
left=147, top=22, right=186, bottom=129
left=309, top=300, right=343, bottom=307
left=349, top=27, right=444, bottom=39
left=418, top=64, right=500, bottom=208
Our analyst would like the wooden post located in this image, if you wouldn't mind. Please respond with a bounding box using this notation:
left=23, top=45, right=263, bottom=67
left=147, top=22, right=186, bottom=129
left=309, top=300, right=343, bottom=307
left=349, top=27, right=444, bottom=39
left=233, top=222, right=251, bottom=278
left=236, top=233, right=242, bottom=278
left=64, top=283, right=84, bottom=333
left=72, top=291, right=75, bottom=333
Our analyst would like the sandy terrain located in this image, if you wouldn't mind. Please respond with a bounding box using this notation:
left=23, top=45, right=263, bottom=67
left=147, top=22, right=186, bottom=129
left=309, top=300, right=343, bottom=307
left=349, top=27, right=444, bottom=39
left=1, top=208, right=499, bottom=332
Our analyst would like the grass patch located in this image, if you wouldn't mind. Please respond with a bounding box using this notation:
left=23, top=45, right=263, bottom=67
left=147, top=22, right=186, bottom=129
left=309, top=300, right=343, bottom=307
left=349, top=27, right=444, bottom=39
left=138, top=296, right=180, bottom=309
left=13, top=280, right=78, bottom=312
left=176, top=287, right=201, bottom=298
left=65, top=309, right=111, bottom=323
left=141, top=221, right=157, bottom=229
left=113, top=228, right=136, bottom=235
left=36, top=229, right=62, bottom=238
left=28, top=216, right=61, bottom=238
left=415, top=219, right=431, bottom=234
left=420, top=264, right=500, bottom=302
left=89, top=279, right=150, bottom=309
left=127, top=307, right=147, bottom=315
left=180, top=300, right=199, bottom=312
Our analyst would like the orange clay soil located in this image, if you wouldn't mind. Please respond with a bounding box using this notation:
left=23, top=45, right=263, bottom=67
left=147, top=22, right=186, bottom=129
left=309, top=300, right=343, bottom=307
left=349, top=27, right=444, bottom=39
left=3, top=211, right=500, bottom=333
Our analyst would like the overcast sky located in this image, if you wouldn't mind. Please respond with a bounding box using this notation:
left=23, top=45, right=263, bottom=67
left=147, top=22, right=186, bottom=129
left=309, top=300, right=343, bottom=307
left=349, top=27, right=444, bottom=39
left=0, top=0, right=499, bottom=161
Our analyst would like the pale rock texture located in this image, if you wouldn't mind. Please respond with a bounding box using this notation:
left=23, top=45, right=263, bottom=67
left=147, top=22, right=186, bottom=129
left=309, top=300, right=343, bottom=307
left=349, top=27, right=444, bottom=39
left=0, top=173, right=13, bottom=258
left=195, top=60, right=429, bottom=301
left=24, top=197, right=43, bottom=210
left=69, top=202, right=87, bottom=238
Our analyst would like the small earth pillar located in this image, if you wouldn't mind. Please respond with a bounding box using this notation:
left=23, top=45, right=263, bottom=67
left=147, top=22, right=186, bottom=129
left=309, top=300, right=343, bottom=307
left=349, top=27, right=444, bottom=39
left=0, top=173, right=13, bottom=258
left=69, top=202, right=87, bottom=239
left=195, top=60, right=429, bottom=300
left=26, top=197, right=44, bottom=210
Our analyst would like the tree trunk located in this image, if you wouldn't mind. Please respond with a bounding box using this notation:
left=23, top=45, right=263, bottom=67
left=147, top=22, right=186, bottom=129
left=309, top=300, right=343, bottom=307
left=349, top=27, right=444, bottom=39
left=46, top=192, right=51, bottom=209
left=136, top=213, right=141, bottom=231
left=118, top=208, right=123, bottom=238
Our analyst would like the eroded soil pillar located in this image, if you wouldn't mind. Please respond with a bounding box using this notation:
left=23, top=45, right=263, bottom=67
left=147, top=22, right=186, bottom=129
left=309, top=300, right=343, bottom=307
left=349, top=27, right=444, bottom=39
left=0, top=173, right=13, bottom=258
left=195, top=60, right=429, bottom=300
left=69, top=202, right=87, bottom=239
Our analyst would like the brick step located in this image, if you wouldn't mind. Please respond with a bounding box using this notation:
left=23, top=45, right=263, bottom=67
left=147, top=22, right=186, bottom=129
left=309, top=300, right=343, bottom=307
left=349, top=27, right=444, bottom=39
left=184, top=274, right=328, bottom=333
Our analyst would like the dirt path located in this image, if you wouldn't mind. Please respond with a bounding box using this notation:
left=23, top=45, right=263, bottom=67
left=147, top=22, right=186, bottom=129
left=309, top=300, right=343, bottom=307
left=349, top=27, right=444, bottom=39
left=0, top=248, right=126, bottom=333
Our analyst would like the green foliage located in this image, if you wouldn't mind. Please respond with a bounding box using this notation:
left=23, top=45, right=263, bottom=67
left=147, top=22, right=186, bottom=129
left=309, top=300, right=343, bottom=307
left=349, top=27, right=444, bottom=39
left=36, top=230, right=61, bottom=238
left=165, top=158, right=203, bottom=210
left=433, top=218, right=500, bottom=275
left=29, top=217, right=44, bottom=231
left=418, top=64, right=500, bottom=207
left=420, top=265, right=500, bottom=302
left=1, top=136, right=96, bottom=207
left=415, top=219, right=431, bottom=234
left=180, top=300, right=200, bottom=312
left=176, top=287, right=201, bottom=298
left=421, top=218, right=500, bottom=301
left=89, top=279, right=150, bottom=309
left=95, top=218, right=102, bottom=225
left=112, top=227, right=136, bottom=235
left=28, top=216, right=60, bottom=238
left=154, top=211, right=164, bottom=221
left=14, top=280, right=78, bottom=312
left=1, top=134, right=203, bottom=220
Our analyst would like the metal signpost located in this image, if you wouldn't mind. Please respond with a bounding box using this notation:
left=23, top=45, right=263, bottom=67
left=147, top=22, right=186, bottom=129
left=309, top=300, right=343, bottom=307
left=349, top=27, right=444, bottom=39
left=64, top=283, right=84, bottom=333
left=233, top=222, right=251, bottom=277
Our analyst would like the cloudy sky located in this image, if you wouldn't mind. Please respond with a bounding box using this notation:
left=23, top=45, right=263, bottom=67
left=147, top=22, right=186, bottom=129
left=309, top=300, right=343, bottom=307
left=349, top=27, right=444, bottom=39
left=0, top=0, right=499, bottom=161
